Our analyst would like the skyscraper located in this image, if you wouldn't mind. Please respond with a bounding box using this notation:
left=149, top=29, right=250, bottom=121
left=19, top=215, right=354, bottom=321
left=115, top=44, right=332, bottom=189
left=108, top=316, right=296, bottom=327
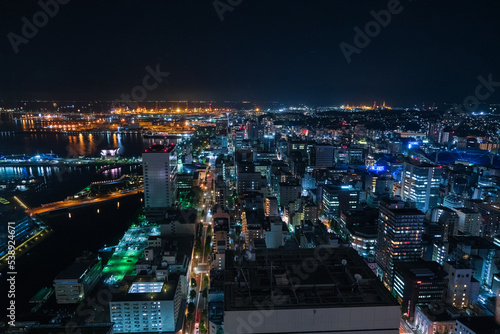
left=214, top=176, right=227, bottom=209
left=109, top=276, right=183, bottom=333
left=312, top=144, right=334, bottom=168
left=143, top=143, right=176, bottom=222
left=401, top=160, right=441, bottom=213
left=376, top=199, right=424, bottom=289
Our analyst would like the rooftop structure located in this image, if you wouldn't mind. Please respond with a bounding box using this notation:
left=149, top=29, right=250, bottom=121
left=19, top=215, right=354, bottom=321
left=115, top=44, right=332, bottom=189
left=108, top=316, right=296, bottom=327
left=224, top=247, right=400, bottom=333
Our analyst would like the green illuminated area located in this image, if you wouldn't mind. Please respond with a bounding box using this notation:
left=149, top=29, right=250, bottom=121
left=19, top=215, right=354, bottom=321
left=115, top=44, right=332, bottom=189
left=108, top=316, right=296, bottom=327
left=103, top=224, right=160, bottom=284
left=178, top=187, right=202, bottom=209
left=103, top=249, right=142, bottom=282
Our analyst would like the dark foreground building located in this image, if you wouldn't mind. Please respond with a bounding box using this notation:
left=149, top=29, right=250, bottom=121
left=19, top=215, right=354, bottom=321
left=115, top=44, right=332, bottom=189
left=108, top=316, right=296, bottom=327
left=224, top=247, right=400, bottom=334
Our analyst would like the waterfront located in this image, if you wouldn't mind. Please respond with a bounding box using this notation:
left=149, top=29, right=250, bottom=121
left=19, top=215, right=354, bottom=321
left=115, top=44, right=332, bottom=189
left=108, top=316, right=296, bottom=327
left=0, top=125, right=168, bottom=207
left=0, top=165, right=141, bottom=207
left=0, top=121, right=149, bottom=318
left=0, top=120, right=177, bottom=158
left=0, top=194, right=143, bottom=317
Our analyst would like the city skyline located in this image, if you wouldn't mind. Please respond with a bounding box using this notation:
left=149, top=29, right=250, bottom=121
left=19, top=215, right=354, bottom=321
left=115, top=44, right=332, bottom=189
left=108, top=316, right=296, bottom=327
left=3, top=2, right=500, bottom=334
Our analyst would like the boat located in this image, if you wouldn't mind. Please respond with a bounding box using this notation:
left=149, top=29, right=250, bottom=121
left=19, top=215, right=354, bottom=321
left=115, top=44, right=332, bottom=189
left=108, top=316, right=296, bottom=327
left=142, top=131, right=168, bottom=138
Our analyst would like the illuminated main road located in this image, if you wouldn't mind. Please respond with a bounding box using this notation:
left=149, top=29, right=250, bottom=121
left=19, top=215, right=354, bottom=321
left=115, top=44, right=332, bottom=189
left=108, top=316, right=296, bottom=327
left=27, top=189, right=143, bottom=215
left=184, top=167, right=214, bottom=334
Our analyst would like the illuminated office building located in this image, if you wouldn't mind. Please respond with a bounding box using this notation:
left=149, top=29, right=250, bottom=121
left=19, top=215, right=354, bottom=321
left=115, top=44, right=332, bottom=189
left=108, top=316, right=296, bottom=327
left=401, top=160, right=441, bottom=213
left=376, top=199, right=424, bottom=288
left=143, top=143, right=176, bottom=221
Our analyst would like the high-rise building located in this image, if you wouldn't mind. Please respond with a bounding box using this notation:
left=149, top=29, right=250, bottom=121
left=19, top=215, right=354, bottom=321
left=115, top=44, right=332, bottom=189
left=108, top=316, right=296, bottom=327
left=143, top=143, right=176, bottom=222
left=313, top=144, right=334, bottom=168
left=475, top=202, right=500, bottom=240
left=109, top=276, right=184, bottom=333
left=321, top=183, right=360, bottom=218
left=214, top=176, right=227, bottom=209
left=393, top=260, right=445, bottom=319
left=279, top=180, right=301, bottom=208
left=264, top=196, right=279, bottom=217
left=208, top=301, right=224, bottom=334
left=453, top=208, right=482, bottom=236
left=263, top=217, right=285, bottom=248
left=212, top=207, right=230, bottom=254
left=376, top=199, right=424, bottom=288
left=347, top=148, right=364, bottom=165
left=366, top=172, right=394, bottom=208
left=236, top=162, right=262, bottom=194
left=241, top=209, right=264, bottom=245
left=0, top=206, right=37, bottom=258
left=442, top=262, right=480, bottom=309
left=401, top=160, right=441, bottom=213
left=303, top=202, right=319, bottom=222
left=339, top=209, right=378, bottom=259
left=429, top=206, right=459, bottom=242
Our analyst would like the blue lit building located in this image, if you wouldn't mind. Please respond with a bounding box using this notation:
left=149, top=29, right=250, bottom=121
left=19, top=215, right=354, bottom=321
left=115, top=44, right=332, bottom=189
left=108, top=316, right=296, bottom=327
left=401, top=159, right=441, bottom=213
left=0, top=206, right=37, bottom=257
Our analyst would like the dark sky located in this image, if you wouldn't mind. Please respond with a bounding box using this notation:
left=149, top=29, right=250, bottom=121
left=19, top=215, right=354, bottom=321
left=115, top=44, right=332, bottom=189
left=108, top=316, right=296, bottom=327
left=1, top=0, right=500, bottom=106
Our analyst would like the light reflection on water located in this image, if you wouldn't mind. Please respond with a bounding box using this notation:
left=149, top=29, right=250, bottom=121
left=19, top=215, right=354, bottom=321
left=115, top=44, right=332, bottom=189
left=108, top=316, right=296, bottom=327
left=0, top=129, right=168, bottom=158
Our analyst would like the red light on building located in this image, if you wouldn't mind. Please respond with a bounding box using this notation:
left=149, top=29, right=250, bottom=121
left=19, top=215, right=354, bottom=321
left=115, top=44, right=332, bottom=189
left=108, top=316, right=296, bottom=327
left=417, top=281, right=421, bottom=284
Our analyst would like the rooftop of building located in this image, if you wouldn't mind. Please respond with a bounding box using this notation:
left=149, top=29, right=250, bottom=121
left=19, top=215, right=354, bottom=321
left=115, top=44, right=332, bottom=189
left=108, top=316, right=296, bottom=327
left=453, top=207, right=480, bottom=214
left=208, top=301, right=224, bottom=325
left=403, top=157, right=440, bottom=168
left=380, top=199, right=424, bottom=215
left=210, top=270, right=225, bottom=292
left=213, top=218, right=230, bottom=232
left=349, top=225, right=378, bottom=238
left=163, top=207, right=197, bottom=225
left=394, top=259, right=445, bottom=280
left=225, top=247, right=399, bottom=311
left=449, top=236, right=499, bottom=250
left=322, top=182, right=358, bottom=192
left=433, top=205, right=457, bottom=213
left=158, top=235, right=193, bottom=265
left=54, top=253, right=99, bottom=281
left=111, top=275, right=178, bottom=301
left=144, top=143, right=175, bottom=153
left=183, top=163, right=208, bottom=171
left=416, top=304, right=458, bottom=323
left=0, top=206, right=33, bottom=223
left=456, top=316, right=500, bottom=334
left=475, top=202, right=500, bottom=212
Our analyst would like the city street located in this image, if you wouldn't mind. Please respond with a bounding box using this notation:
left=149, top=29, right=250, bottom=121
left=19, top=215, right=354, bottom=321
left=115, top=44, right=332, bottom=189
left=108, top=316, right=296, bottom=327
left=186, top=167, right=214, bottom=334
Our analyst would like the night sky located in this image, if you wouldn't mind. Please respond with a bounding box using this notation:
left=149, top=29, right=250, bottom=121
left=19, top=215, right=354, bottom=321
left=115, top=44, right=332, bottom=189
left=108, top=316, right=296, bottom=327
left=1, top=0, right=500, bottom=106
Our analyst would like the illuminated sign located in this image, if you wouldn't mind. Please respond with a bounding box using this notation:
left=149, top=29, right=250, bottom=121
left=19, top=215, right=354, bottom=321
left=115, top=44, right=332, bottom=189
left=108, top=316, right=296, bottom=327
left=369, top=165, right=386, bottom=172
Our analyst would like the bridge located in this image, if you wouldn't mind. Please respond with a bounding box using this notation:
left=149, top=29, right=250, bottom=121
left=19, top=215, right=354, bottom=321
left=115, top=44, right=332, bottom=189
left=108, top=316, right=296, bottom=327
left=91, top=174, right=128, bottom=185
left=28, top=189, right=143, bottom=216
